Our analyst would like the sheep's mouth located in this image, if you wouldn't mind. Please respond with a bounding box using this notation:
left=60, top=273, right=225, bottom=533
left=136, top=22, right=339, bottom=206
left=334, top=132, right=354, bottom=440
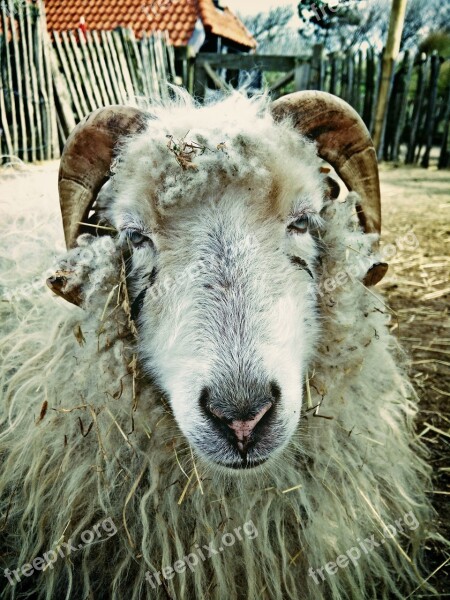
left=218, top=456, right=269, bottom=470
left=194, top=428, right=280, bottom=471
left=192, top=437, right=276, bottom=471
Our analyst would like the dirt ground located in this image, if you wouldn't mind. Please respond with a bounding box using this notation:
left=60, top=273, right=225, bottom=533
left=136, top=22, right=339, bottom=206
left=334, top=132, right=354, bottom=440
left=379, top=164, right=450, bottom=597
left=0, top=161, right=449, bottom=597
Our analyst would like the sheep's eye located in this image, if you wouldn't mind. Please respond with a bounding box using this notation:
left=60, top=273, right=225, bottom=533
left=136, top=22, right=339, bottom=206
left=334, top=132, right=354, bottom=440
left=289, top=215, right=309, bottom=234
left=127, top=230, right=148, bottom=247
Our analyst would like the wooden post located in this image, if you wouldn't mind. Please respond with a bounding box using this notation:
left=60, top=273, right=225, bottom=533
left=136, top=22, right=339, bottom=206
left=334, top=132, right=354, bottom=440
left=187, top=46, right=196, bottom=94
left=110, top=30, right=135, bottom=104
left=147, top=34, right=161, bottom=98
left=68, top=30, right=97, bottom=112
left=294, top=60, right=310, bottom=91
left=85, top=31, right=110, bottom=106
left=140, top=33, right=153, bottom=99
left=49, top=45, right=76, bottom=135
left=53, top=31, right=85, bottom=121
left=309, top=44, right=324, bottom=90
left=405, top=53, right=427, bottom=164
left=78, top=29, right=103, bottom=108
left=334, top=53, right=342, bottom=97
left=35, top=17, right=50, bottom=156
left=129, top=28, right=148, bottom=97
left=372, top=0, right=408, bottom=156
left=0, top=33, right=14, bottom=159
left=101, top=30, right=125, bottom=104
left=329, top=52, right=337, bottom=95
left=346, top=49, right=354, bottom=105
left=391, top=50, right=412, bottom=162
left=92, top=31, right=117, bottom=105
left=371, top=50, right=384, bottom=135
left=39, top=0, right=58, bottom=158
left=193, top=61, right=207, bottom=101
left=420, top=52, right=440, bottom=168
left=18, top=1, right=35, bottom=161
left=25, top=3, right=43, bottom=160
left=1, top=1, right=18, bottom=156
left=153, top=33, right=169, bottom=100
left=119, top=28, right=140, bottom=100
left=340, top=52, right=349, bottom=101
left=362, top=47, right=375, bottom=129
left=355, top=50, right=363, bottom=114
left=165, top=31, right=176, bottom=82
left=8, top=0, right=28, bottom=161
left=61, top=31, right=90, bottom=115
left=438, top=85, right=450, bottom=169
left=175, top=46, right=189, bottom=89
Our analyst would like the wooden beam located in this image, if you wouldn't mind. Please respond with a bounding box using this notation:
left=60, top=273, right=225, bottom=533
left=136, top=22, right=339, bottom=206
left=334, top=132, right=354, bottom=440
left=202, top=62, right=231, bottom=92
left=269, top=70, right=294, bottom=94
left=197, top=53, right=304, bottom=73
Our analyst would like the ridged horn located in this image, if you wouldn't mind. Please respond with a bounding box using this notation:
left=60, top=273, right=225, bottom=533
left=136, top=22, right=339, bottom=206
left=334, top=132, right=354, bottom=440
left=271, top=91, right=381, bottom=236
left=59, top=105, right=148, bottom=249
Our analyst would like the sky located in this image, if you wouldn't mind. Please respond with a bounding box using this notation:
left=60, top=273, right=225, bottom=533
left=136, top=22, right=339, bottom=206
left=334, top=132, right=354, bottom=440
left=224, top=0, right=299, bottom=17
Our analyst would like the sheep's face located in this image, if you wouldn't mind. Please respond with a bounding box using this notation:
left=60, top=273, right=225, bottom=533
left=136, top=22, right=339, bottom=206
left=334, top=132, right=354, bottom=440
left=106, top=105, right=325, bottom=470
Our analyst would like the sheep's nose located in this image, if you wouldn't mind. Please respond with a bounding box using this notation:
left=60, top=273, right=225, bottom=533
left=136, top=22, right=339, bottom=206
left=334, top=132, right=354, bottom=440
left=207, top=402, right=273, bottom=454
left=200, top=384, right=278, bottom=457
left=226, top=403, right=273, bottom=452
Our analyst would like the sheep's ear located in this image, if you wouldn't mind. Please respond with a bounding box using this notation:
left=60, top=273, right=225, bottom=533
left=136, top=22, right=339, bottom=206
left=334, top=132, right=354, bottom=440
left=363, top=262, right=388, bottom=287
left=318, top=167, right=388, bottom=286
left=319, top=166, right=341, bottom=201
left=46, top=271, right=83, bottom=306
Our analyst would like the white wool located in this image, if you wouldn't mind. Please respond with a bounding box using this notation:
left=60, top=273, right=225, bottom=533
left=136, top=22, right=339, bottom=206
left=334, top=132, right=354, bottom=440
left=0, top=95, right=434, bottom=600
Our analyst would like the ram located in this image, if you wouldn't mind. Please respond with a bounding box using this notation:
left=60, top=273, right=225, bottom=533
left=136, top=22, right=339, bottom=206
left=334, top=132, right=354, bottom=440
left=0, top=90, right=432, bottom=600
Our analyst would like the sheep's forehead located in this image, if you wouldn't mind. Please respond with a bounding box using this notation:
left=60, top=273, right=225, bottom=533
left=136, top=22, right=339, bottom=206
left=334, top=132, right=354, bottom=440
left=112, top=104, right=324, bottom=225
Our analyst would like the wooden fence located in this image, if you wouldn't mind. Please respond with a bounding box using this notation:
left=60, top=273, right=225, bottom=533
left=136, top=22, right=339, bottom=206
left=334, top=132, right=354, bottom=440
left=194, top=47, right=450, bottom=169
left=1, top=0, right=449, bottom=170
left=51, top=28, right=175, bottom=143
left=0, top=0, right=175, bottom=164
left=0, top=0, right=56, bottom=162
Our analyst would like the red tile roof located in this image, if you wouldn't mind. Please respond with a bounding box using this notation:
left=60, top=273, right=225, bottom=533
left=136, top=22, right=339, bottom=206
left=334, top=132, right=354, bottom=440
left=43, top=0, right=256, bottom=49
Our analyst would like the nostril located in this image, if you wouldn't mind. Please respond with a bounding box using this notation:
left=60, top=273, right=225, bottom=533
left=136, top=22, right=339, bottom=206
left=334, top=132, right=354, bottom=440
left=199, top=387, right=226, bottom=420
left=199, top=387, right=210, bottom=411
left=269, top=380, right=281, bottom=402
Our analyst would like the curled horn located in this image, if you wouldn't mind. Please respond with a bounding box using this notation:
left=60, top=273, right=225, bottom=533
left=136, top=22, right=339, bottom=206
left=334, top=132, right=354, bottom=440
left=47, top=106, right=147, bottom=305
left=58, top=105, right=148, bottom=249
left=271, top=91, right=387, bottom=284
